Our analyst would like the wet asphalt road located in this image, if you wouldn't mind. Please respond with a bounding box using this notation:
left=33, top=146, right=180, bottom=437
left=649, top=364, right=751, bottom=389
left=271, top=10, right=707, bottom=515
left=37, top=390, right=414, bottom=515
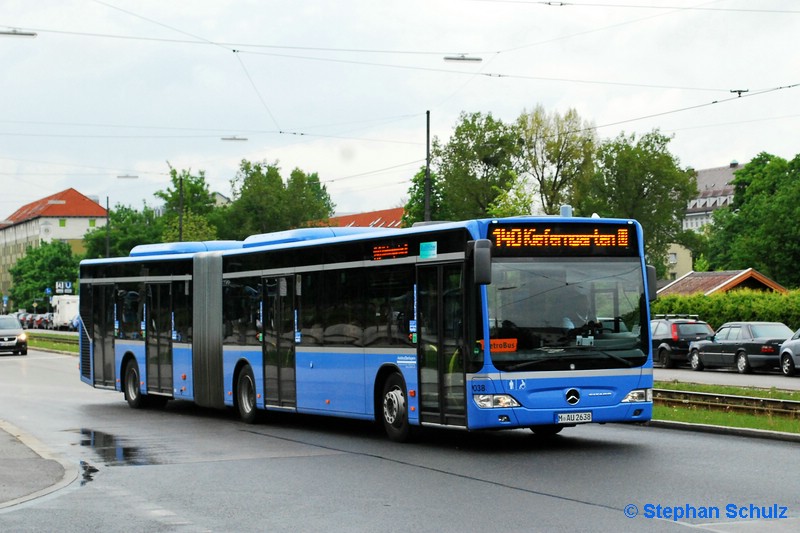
left=2, top=350, right=800, bottom=532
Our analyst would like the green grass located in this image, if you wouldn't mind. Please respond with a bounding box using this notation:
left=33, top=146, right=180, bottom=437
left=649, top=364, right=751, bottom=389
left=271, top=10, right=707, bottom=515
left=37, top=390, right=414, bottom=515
left=654, top=404, right=800, bottom=434
left=26, top=332, right=78, bottom=354
left=654, top=380, right=800, bottom=434
left=655, top=380, right=800, bottom=401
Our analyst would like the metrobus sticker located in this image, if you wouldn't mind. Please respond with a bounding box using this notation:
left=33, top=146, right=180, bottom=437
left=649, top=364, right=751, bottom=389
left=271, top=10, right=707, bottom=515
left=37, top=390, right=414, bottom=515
left=478, top=338, right=518, bottom=352
left=397, top=355, right=417, bottom=367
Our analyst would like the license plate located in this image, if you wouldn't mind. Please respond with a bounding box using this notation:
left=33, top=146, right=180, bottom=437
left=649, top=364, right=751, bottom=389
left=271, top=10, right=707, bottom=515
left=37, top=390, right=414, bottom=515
left=557, top=412, right=592, bottom=424
left=0, top=341, right=15, bottom=347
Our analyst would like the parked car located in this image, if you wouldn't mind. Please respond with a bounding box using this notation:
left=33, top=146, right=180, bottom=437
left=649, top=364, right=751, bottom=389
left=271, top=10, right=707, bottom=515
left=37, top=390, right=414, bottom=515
left=650, top=315, right=715, bottom=368
left=689, top=321, right=793, bottom=374
left=778, top=328, right=800, bottom=376
left=0, top=314, right=28, bottom=356
left=33, top=313, right=47, bottom=329
left=17, top=313, right=31, bottom=329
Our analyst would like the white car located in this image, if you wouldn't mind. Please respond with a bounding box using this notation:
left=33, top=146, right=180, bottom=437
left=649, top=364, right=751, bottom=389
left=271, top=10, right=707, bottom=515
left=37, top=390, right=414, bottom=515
left=779, top=328, right=800, bottom=376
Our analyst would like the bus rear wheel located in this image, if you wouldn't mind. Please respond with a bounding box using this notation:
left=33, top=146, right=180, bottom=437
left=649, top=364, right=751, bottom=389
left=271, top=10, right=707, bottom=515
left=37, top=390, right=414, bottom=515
left=123, top=360, right=144, bottom=409
left=236, top=365, right=258, bottom=424
left=381, top=373, right=411, bottom=442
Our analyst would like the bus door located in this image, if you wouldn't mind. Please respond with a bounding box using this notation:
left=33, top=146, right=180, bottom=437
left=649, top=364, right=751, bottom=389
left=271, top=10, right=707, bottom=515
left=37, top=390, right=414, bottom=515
left=145, top=282, right=173, bottom=395
left=91, top=284, right=115, bottom=388
left=416, top=264, right=466, bottom=427
left=263, top=276, right=296, bottom=408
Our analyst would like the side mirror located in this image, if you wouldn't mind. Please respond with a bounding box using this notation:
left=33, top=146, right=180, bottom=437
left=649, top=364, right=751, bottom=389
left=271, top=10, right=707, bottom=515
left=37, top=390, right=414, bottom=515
left=471, top=239, right=492, bottom=285
left=646, top=265, right=657, bottom=301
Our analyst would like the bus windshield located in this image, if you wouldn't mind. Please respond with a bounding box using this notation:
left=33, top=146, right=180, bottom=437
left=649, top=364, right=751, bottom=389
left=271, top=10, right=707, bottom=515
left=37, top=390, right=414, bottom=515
left=486, top=257, right=647, bottom=371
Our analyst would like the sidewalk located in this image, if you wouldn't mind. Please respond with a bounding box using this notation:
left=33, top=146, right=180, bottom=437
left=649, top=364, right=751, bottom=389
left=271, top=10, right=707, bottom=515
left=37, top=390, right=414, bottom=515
left=0, top=421, right=77, bottom=510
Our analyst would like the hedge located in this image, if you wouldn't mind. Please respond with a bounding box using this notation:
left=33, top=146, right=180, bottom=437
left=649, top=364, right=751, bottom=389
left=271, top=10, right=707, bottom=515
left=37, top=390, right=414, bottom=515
left=651, top=289, right=800, bottom=331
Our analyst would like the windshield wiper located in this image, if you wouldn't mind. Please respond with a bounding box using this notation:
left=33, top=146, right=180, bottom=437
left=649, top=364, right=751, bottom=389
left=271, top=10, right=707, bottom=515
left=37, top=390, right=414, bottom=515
left=570, top=345, right=634, bottom=367
left=506, top=357, right=565, bottom=371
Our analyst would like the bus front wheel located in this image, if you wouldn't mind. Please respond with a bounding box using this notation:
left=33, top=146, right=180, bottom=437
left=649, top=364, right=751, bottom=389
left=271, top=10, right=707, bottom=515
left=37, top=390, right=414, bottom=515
left=236, top=365, right=258, bottom=424
left=381, top=373, right=411, bottom=442
left=123, top=360, right=144, bottom=409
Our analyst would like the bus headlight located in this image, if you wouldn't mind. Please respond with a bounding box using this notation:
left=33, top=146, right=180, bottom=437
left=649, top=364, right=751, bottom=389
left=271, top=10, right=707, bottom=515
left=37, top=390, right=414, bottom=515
left=474, top=394, right=521, bottom=409
left=621, top=389, right=652, bottom=403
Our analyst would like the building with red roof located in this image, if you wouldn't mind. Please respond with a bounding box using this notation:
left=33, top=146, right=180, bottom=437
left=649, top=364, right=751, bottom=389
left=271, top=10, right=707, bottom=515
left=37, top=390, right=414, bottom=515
left=1, top=188, right=107, bottom=304
left=657, top=268, right=788, bottom=296
left=327, top=207, right=404, bottom=228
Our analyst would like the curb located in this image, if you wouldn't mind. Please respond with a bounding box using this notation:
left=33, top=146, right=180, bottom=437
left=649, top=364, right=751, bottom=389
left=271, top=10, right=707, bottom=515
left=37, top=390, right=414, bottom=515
left=647, top=419, right=800, bottom=443
left=0, top=420, right=79, bottom=510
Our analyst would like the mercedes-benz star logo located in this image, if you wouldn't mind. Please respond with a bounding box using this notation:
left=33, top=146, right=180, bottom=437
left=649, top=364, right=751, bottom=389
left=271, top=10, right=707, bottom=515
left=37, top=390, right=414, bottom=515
left=565, top=388, right=580, bottom=405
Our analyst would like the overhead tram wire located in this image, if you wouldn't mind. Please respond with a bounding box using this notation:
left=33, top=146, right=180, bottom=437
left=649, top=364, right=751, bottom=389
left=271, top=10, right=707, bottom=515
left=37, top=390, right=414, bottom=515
left=232, top=50, right=280, bottom=130
left=15, top=81, right=783, bottom=142
left=573, top=82, right=800, bottom=135
left=321, top=159, right=425, bottom=185
left=5, top=24, right=730, bottom=94
left=470, top=1, right=800, bottom=14
left=0, top=114, right=425, bottom=144
left=92, top=0, right=281, bottom=130
left=234, top=47, right=729, bottom=93
left=5, top=24, right=731, bottom=94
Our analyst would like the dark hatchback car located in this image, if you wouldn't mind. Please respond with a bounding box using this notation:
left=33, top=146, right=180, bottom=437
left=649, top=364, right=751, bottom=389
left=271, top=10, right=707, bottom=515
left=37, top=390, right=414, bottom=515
left=689, top=321, right=793, bottom=374
left=0, top=315, right=28, bottom=355
left=650, top=315, right=715, bottom=368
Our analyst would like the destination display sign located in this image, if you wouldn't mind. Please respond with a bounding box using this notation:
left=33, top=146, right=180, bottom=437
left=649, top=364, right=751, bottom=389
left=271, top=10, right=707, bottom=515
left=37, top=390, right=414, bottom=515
left=488, top=222, right=638, bottom=257
left=372, top=243, right=409, bottom=261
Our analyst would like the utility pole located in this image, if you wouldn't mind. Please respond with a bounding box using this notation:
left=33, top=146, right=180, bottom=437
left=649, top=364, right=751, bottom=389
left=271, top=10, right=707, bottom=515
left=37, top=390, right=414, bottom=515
left=105, top=196, right=110, bottom=257
left=424, top=110, right=431, bottom=222
left=178, top=174, right=184, bottom=241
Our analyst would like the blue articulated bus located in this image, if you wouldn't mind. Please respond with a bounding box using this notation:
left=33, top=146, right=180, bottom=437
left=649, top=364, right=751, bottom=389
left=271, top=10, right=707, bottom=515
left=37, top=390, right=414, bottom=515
left=79, top=213, right=657, bottom=441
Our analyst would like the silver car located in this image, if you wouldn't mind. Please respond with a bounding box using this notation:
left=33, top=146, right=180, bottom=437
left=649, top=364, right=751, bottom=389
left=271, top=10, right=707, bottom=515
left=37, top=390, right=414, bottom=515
left=0, top=315, right=28, bottom=355
left=779, top=328, right=800, bottom=376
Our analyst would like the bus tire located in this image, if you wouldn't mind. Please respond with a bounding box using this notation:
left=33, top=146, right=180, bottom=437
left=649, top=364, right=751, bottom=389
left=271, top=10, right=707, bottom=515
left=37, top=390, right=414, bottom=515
left=123, top=360, right=144, bottom=409
left=236, top=365, right=258, bottom=424
left=381, top=373, right=411, bottom=442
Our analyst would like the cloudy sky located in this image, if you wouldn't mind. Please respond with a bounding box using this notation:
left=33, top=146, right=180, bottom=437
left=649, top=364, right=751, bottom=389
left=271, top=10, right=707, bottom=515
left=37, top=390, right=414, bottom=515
left=2, top=0, right=798, bottom=221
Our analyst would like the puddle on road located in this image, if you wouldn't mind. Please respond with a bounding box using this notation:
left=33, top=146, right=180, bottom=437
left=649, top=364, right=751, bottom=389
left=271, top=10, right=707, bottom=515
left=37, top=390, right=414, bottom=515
left=80, top=460, right=98, bottom=486
left=74, top=428, right=160, bottom=467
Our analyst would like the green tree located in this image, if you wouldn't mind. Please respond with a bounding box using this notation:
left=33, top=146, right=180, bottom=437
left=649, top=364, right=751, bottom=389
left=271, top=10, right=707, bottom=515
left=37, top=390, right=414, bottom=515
left=83, top=204, right=163, bottom=259
left=402, top=166, right=445, bottom=226
left=284, top=168, right=336, bottom=228
left=432, top=111, right=520, bottom=220
left=674, top=228, right=709, bottom=271
left=223, top=160, right=286, bottom=239
left=515, top=104, right=597, bottom=215
left=219, top=160, right=335, bottom=240
left=154, top=165, right=216, bottom=217
left=706, top=152, right=800, bottom=287
left=154, top=165, right=217, bottom=242
left=573, top=130, right=697, bottom=276
left=9, top=241, right=80, bottom=311
left=161, top=211, right=218, bottom=242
